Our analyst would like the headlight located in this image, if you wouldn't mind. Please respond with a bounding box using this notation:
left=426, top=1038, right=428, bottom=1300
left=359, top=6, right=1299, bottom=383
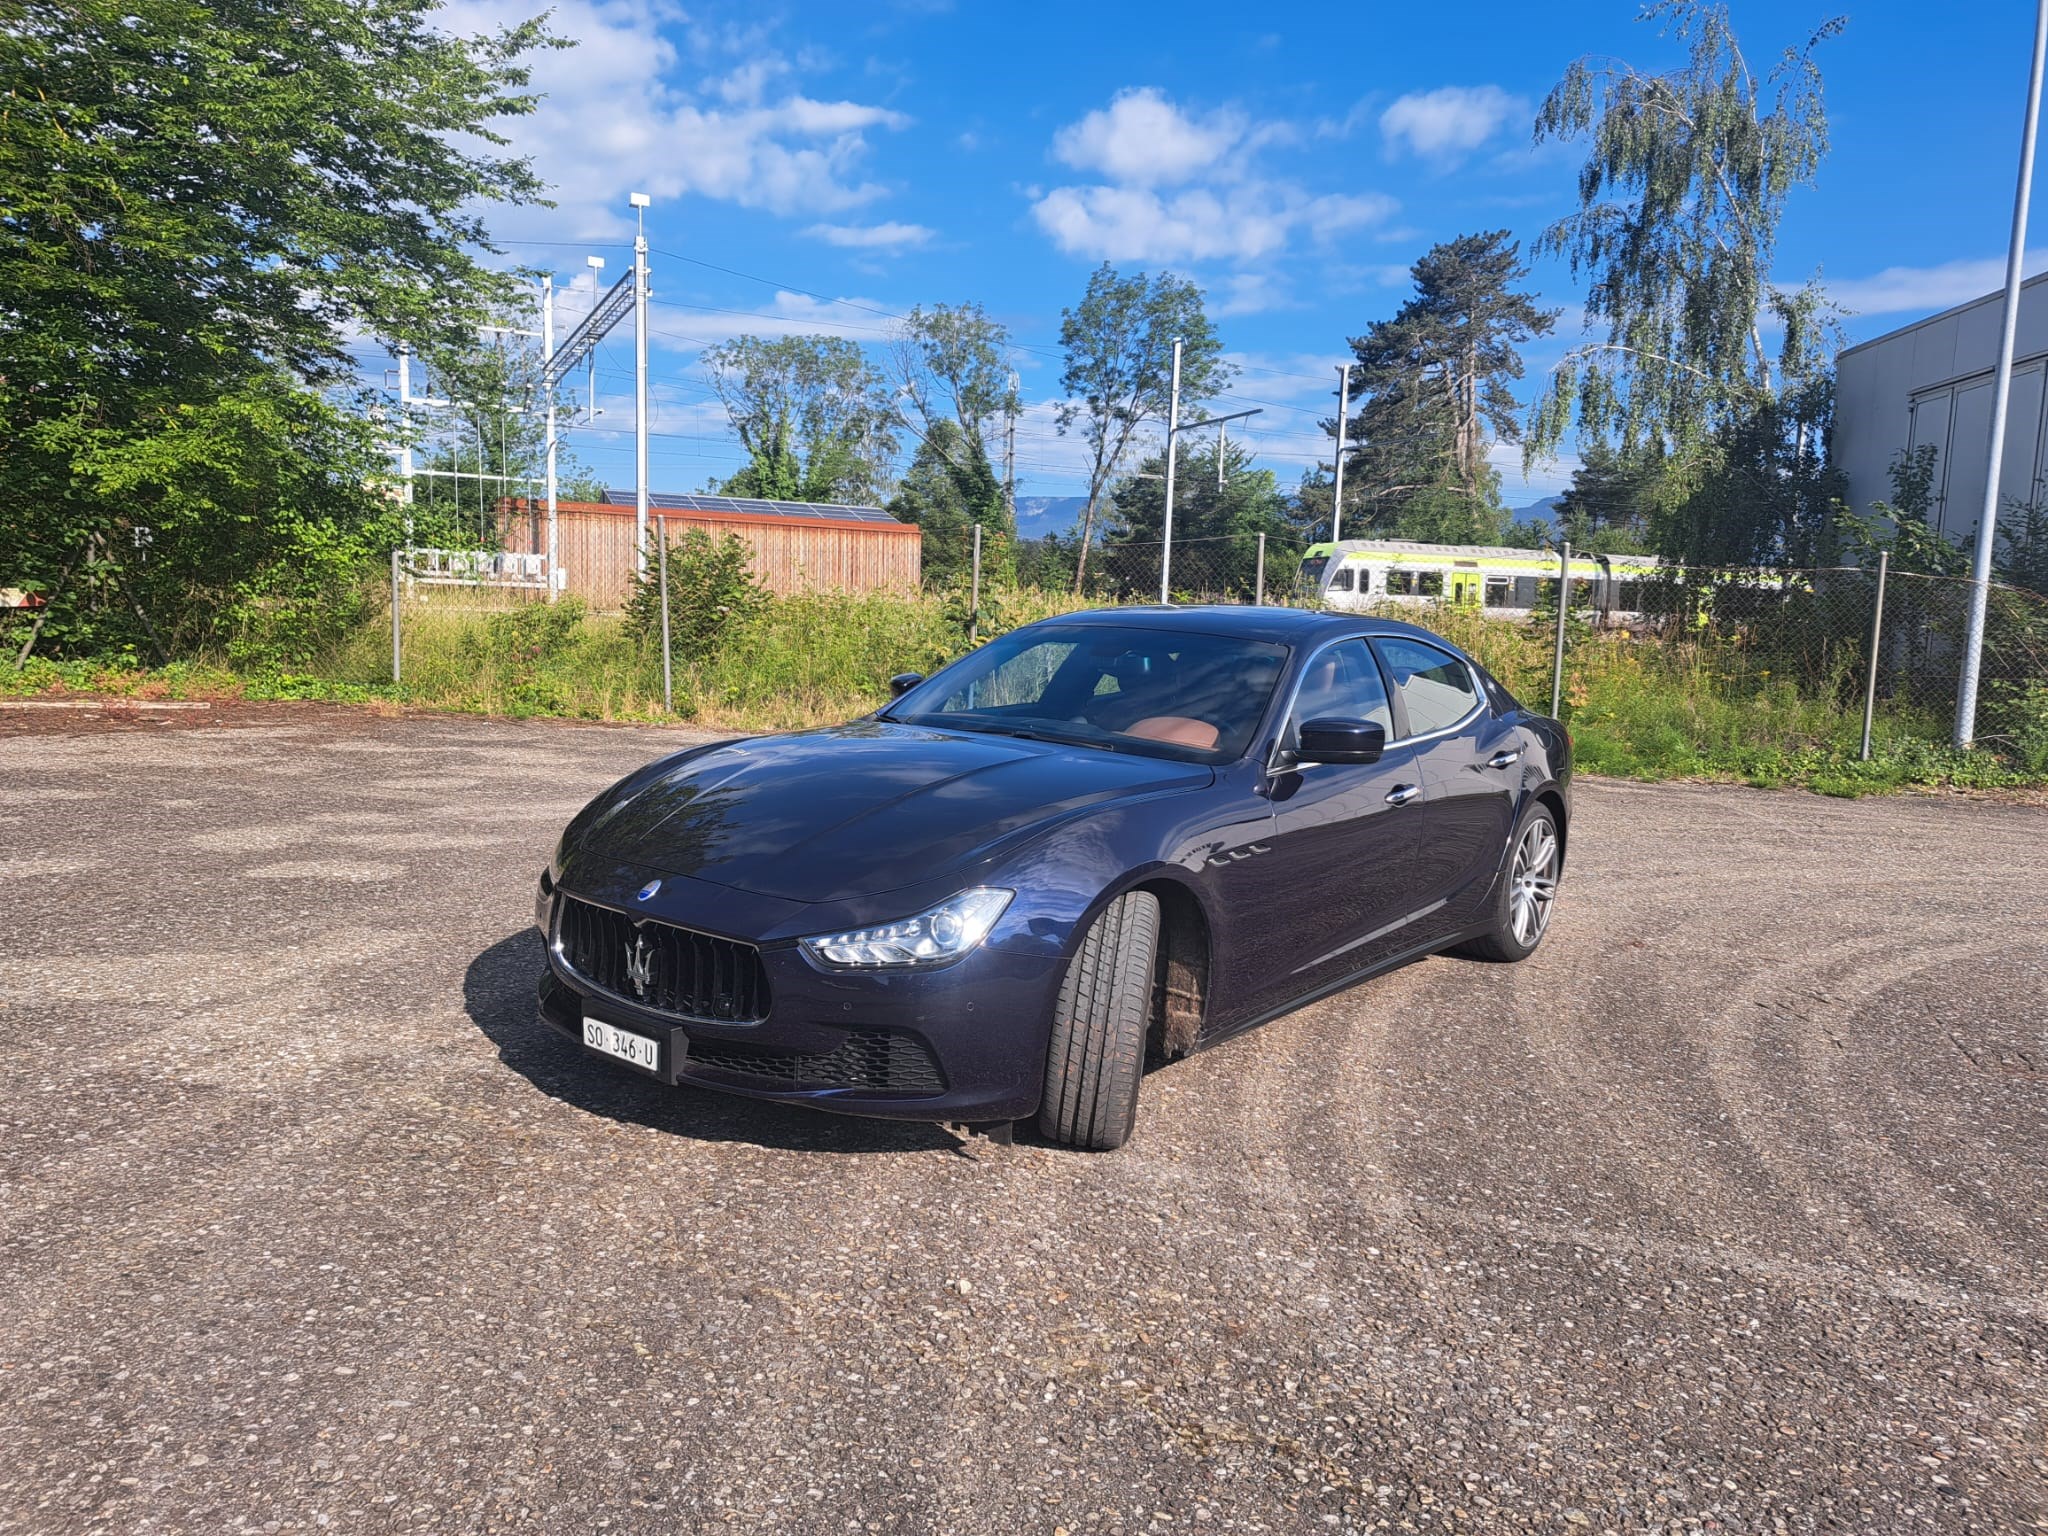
left=534, top=867, right=555, bottom=936
left=799, top=888, right=1013, bottom=969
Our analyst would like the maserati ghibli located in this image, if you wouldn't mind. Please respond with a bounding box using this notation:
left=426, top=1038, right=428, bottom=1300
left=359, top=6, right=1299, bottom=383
left=534, top=606, right=1570, bottom=1150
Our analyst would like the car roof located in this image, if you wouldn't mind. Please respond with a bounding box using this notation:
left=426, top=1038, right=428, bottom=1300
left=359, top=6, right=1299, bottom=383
left=1031, top=604, right=1459, bottom=650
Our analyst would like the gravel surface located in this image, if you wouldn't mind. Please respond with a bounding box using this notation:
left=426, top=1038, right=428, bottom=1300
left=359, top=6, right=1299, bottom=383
left=2, top=706, right=2044, bottom=1535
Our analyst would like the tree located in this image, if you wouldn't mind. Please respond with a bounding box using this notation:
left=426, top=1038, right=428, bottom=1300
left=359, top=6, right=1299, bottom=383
left=703, top=335, right=897, bottom=505
left=1649, top=388, right=1842, bottom=566
left=1056, top=264, right=1232, bottom=588
left=887, top=420, right=1004, bottom=588
left=1, top=0, right=560, bottom=659
left=888, top=303, right=1020, bottom=461
left=1528, top=0, right=1843, bottom=460
left=1335, top=231, right=1557, bottom=536
left=1105, top=441, right=1300, bottom=598
left=1551, top=441, right=1665, bottom=553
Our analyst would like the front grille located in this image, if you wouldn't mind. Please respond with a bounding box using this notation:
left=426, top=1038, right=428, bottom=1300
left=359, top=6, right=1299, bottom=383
left=556, top=894, right=770, bottom=1023
left=684, top=1029, right=946, bottom=1096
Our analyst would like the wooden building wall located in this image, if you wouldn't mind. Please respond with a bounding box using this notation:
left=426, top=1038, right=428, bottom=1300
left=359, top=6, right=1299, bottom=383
left=496, top=500, right=921, bottom=609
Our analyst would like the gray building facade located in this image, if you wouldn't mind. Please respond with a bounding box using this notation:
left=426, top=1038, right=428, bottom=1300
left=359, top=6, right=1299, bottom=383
left=1834, top=271, right=2048, bottom=540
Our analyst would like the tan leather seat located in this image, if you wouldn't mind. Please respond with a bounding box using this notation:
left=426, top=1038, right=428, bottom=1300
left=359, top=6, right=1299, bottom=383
left=1125, top=715, right=1220, bottom=751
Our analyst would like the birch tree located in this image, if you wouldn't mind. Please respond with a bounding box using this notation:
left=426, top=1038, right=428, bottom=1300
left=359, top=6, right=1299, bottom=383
left=1528, top=1, right=1844, bottom=460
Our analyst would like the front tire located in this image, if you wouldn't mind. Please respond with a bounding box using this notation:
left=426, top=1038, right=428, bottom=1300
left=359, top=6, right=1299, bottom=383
left=1037, top=890, right=1159, bottom=1151
left=1458, top=805, right=1561, bottom=963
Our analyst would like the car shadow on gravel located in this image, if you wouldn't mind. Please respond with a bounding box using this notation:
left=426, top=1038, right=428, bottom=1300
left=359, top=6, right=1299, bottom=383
left=463, top=930, right=958, bottom=1155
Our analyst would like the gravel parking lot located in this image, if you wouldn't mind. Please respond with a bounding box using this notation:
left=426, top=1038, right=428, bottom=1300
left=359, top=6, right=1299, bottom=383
left=2, top=704, right=2044, bottom=1535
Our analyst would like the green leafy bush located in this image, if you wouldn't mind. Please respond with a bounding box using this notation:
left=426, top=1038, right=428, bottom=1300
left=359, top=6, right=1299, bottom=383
left=623, top=532, right=770, bottom=661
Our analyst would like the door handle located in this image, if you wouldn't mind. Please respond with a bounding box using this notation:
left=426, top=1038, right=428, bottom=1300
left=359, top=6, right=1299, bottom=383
left=1385, top=783, right=1421, bottom=806
left=1486, top=749, right=1521, bottom=769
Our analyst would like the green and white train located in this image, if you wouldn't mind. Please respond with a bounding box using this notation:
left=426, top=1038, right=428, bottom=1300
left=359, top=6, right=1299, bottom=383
left=1296, top=539, right=1667, bottom=622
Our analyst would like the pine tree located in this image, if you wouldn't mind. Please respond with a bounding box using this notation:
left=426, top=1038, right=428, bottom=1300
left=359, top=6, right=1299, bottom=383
left=1336, top=231, right=1557, bottom=536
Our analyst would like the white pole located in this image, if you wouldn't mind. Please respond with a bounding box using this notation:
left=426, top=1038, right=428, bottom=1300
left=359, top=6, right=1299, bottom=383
left=632, top=193, right=652, bottom=578
left=1331, top=364, right=1351, bottom=544
left=396, top=345, right=414, bottom=504
left=1957, top=0, right=2048, bottom=748
left=541, top=276, right=559, bottom=602
left=1159, top=337, right=1182, bottom=604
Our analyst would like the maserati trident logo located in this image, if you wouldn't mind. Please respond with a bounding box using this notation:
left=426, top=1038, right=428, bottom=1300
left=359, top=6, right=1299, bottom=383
left=624, top=931, right=654, bottom=999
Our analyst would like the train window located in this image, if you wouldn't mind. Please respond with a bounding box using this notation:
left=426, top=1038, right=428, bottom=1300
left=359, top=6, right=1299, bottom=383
left=1386, top=569, right=1445, bottom=597
left=1328, top=567, right=1354, bottom=593
left=1483, top=576, right=1513, bottom=608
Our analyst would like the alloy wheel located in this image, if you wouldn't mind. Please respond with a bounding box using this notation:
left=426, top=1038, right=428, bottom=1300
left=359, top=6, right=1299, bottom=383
left=1508, top=818, right=1559, bottom=947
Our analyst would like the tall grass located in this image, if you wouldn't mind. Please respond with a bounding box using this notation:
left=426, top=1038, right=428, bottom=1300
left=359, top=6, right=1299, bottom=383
left=306, top=585, right=1101, bottom=729
left=5, top=582, right=2037, bottom=794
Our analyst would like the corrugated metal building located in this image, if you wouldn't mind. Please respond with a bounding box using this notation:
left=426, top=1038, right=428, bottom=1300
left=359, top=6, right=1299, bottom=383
left=1835, top=272, right=2048, bottom=540
left=497, top=492, right=921, bottom=608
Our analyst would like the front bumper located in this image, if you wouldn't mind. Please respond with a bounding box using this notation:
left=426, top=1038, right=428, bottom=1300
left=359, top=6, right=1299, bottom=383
left=537, top=884, right=1069, bottom=1124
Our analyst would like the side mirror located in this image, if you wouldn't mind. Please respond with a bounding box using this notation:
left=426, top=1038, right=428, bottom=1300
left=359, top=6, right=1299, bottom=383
left=888, top=672, right=925, bottom=699
left=1297, top=717, right=1386, bottom=765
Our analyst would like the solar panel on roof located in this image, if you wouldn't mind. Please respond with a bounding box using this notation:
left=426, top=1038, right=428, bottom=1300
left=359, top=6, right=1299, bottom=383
left=602, top=489, right=900, bottom=524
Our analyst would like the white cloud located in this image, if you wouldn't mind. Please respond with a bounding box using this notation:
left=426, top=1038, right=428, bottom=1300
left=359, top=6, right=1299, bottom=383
left=1031, top=87, right=1398, bottom=272
left=1380, top=85, right=1523, bottom=161
left=801, top=220, right=935, bottom=250
left=643, top=290, right=899, bottom=351
left=1826, top=250, right=2048, bottom=318
left=1212, top=273, right=1292, bottom=317
left=433, top=0, right=910, bottom=238
left=1034, top=183, right=1394, bottom=264
left=1052, top=87, right=1246, bottom=185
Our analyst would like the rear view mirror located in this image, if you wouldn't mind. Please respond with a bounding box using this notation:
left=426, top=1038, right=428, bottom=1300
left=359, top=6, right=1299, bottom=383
left=1297, top=717, right=1385, bottom=765
left=888, top=672, right=925, bottom=699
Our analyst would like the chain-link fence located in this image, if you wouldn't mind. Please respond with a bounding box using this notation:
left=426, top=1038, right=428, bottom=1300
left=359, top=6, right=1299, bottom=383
left=387, top=546, right=555, bottom=684
left=933, top=524, right=2048, bottom=772
left=1582, top=563, right=2047, bottom=745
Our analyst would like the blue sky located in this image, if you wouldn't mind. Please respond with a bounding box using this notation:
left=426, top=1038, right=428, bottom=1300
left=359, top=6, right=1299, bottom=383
left=393, top=0, right=2047, bottom=509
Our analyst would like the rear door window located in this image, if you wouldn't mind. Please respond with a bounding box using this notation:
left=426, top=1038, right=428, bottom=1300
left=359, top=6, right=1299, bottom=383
left=1373, top=637, right=1481, bottom=736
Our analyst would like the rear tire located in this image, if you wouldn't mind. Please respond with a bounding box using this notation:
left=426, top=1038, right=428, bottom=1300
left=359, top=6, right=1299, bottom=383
left=1037, top=890, right=1159, bottom=1151
left=1457, top=804, right=1561, bottom=963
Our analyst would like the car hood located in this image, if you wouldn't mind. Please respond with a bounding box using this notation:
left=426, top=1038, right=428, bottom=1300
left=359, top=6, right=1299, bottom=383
left=576, top=721, right=1211, bottom=903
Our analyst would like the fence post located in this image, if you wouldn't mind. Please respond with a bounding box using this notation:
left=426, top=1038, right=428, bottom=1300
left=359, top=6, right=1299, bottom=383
left=1254, top=532, right=1267, bottom=607
left=657, top=515, right=673, bottom=714
left=390, top=548, right=401, bottom=686
left=1861, top=548, right=1889, bottom=762
left=970, top=522, right=982, bottom=645
left=1550, top=541, right=1571, bottom=718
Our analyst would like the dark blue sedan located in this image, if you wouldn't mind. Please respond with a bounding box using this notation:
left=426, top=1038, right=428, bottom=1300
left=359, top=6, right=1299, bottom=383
left=535, top=606, right=1571, bottom=1149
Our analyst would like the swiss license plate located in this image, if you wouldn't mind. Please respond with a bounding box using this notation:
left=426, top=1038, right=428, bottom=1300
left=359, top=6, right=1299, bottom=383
left=582, top=1016, right=661, bottom=1074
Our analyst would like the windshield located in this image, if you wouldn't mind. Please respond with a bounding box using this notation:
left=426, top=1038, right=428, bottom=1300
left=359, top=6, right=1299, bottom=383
left=885, top=624, right=1289, bottom=762
left=1296, top=555, right=1329, bottom=596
